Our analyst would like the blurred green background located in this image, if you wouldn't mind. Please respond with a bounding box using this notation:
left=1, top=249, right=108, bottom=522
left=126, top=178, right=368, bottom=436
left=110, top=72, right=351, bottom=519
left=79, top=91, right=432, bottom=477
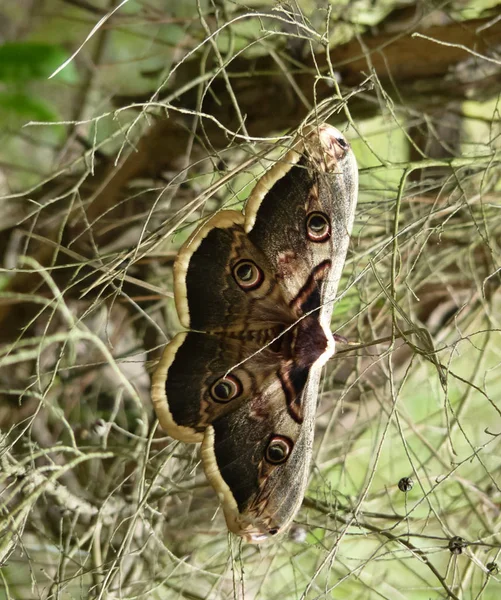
left=0, top=1, right=500, bottom=599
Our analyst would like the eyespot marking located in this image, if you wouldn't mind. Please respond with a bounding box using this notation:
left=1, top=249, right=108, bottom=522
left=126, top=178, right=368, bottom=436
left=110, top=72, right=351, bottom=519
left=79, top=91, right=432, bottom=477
left=306, top=212, right=330, bottom=243
left=210, top=374, right=242, bottom=403
left=232, top=259, right=264, bottom=291
left=265, top=435, right=293, bottom=465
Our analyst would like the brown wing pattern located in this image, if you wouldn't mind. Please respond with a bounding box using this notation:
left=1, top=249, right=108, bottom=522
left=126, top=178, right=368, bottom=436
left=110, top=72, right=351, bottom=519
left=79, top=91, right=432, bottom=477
left=151, top=123, right=358, bottom=542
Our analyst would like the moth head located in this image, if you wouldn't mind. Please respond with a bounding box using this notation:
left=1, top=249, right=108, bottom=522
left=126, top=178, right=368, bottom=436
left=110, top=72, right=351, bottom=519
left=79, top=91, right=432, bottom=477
left=302, top=123, right=352, bottom=172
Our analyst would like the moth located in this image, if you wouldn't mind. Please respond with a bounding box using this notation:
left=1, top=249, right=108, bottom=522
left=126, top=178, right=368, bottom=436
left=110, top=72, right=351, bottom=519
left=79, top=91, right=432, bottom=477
left=151, top=123, right=358, bottom=542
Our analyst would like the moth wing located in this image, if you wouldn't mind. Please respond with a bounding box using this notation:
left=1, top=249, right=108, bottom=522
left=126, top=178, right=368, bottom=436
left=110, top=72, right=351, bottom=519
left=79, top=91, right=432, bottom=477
left=173, top=211, right=293, bottom=334
left=244, top=124, right=358, bottom=322
left=151, top=328, right=324, bottom=541
left=151, top=331, right=282, bottom=442
left=201, top=360, right=323, bottom=542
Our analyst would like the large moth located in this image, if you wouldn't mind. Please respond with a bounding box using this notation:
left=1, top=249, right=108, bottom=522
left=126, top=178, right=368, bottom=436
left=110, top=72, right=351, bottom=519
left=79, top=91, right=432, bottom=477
left=151, top=123, right=358, bottom=542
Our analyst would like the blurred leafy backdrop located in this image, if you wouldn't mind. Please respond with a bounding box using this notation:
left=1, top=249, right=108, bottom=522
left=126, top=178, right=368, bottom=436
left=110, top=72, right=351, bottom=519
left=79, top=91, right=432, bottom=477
left=0, top=1, right=501, bottom=599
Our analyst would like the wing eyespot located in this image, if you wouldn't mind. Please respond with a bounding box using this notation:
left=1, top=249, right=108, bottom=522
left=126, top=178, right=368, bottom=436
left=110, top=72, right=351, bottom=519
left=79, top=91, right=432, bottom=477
left=232, top=259, right=263, bottom=291
left=306, top=212, right=331, bottom=243
left=210, top=374, right=242, bottom=403
left=265, top=435, right=293, bottom=465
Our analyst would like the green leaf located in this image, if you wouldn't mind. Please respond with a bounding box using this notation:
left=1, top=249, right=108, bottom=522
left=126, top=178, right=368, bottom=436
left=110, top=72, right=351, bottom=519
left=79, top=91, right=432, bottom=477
left=0, top=42, right=78, bottom=83
left=0, top=91, right=57, bottom=126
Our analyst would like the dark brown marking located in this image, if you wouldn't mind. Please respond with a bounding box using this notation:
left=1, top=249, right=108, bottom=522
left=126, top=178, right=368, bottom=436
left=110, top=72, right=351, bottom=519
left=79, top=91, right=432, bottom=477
left=291, top=259, right=331, bottom=315
left=165, top=333, right=218, bottom=431
left=278, top=365, right=303, bottom=424
left=186, top=227, right=236, bottom=329
left=278, top=313, right=328, bottom=423
left=213, top=419, right=263, bottom=509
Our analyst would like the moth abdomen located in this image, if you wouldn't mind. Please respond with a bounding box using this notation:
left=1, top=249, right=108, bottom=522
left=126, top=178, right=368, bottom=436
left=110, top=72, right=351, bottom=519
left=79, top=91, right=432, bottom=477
left=292, top=316, right=330, bottom=368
